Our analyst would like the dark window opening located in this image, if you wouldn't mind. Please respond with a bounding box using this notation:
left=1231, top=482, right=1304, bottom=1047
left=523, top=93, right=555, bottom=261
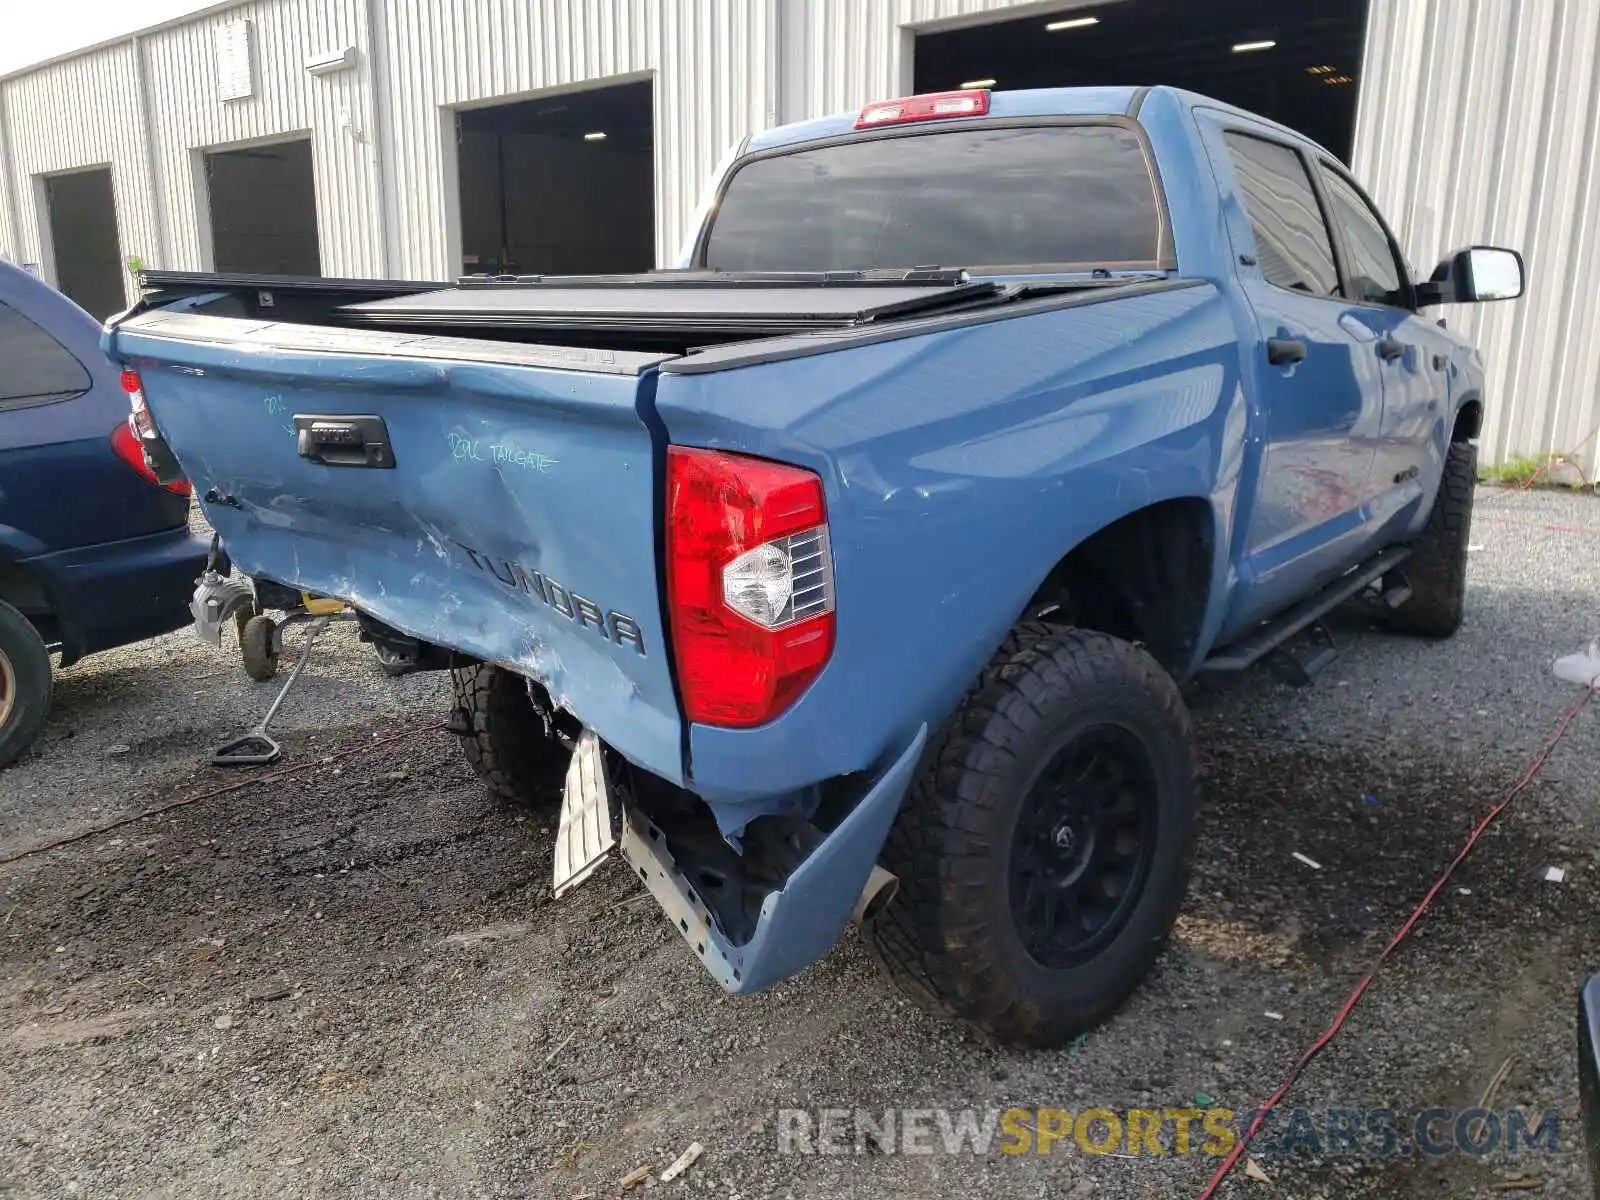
left=0, top=300, right=92, bottom=411
left=703, top=124, right=1164, bottom=272
left=914, top=0, right=1370, bottom=163
left=44, top=167, right=125, bottom=319
left=1224, top=133, right=1338, bottom=295
left=457, top=81, right=654, bottom=277
left=206, top=138, right=321, bottom=276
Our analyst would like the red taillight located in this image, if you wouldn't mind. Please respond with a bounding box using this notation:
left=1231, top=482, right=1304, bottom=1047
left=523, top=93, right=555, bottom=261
left=115, top=368, right=190, bottom=495
left=120, top=366, right=157, bottom=438
left=666, top=446, right=836, bottom=728
left=855, top=88, right=991, bottom=129
left=110, top=422, right=191, bottom=496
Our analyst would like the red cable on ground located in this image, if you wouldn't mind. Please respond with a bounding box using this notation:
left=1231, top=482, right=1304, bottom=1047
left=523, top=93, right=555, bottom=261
left=0, top=720, right=445, bottom=868
left=1196, top=683, right=1596, bottom=1199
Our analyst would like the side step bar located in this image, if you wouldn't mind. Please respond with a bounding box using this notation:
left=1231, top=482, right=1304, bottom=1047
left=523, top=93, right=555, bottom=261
left=1202, top=546, right=1412, bottom=673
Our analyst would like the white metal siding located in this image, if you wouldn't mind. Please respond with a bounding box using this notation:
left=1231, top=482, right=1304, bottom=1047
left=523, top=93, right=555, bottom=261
left=1354, top=0, right=1600, bottom=469
left=0, top=0, right=1592, bottom=467
left=138, top=0, right=386, bottom=279
left=374, top=0, right=774, bottom=281
left=3, top=42, right=157, bottom=297
left=778, top=0, right=1106, bottom=123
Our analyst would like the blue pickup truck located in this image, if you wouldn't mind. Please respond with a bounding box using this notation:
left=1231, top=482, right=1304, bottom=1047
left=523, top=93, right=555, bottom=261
left=106, top=86, right=1522, bottom=1046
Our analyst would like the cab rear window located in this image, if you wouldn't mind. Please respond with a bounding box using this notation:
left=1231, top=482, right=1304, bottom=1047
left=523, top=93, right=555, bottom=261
left=703, top=124, right=1166, bottom=272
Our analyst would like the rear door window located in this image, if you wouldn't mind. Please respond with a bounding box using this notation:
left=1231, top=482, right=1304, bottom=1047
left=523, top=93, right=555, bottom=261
left=703, top=124, right=1167, bottom=271
left=1223, top=133, right=1340, bottom=296
left=0, top=300, right=92, bottom=411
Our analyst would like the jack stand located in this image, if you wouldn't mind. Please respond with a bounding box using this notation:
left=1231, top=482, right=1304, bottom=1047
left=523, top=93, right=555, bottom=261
left=211, top=616, right=332, bottom=766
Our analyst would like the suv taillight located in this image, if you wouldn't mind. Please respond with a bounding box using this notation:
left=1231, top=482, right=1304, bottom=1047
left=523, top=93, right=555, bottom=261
left=666, top=446, right=835, bottom=728
left=113, top=368, right=191, bottom=496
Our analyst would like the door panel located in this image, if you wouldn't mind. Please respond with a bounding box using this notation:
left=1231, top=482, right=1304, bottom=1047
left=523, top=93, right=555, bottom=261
left=1199, top=124, right=1382, bottom=638
left=1315, top=162, right=1450, bottom=540
left=1231, top=284, right=1385, bottom=629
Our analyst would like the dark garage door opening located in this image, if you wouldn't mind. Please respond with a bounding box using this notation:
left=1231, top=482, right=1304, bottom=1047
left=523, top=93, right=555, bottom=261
left=45, top=167, right=124, bottom=319
left=915, top=0, right=1369, bottom=162
left=205, top=138, right=321, bottom=276
left=457, top=81, right=654, bottom=277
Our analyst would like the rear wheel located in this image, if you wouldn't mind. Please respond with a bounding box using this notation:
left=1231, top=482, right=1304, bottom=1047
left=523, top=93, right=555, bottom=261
left=866, top=628, right=1197, bottom=1047
left=0, top=599, right=52, bottom=770
left=450, top=664, right=567, bottom=810
left=1385, top=441, right=1476, bottom=638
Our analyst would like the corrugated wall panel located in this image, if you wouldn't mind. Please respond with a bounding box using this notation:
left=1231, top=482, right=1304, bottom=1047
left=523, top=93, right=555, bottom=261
left=0, top=88, right=20, bottom=264
left=3, top=43, right=160, bottom=300
left=780, top=0, right=1104, bottom=123
left=1355, top=0, right=1600, bottom=469
left=140, top=0, right=384, bottom=277
left=3, top=0, right=1589, bottom=469
left=377, top=0, right=773, bottom=281
left=378, top=0, right=660, bottom=280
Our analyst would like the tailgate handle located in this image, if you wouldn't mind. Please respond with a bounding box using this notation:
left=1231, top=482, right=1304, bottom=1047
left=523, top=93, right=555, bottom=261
left=293, top=414, right=396, bottom=469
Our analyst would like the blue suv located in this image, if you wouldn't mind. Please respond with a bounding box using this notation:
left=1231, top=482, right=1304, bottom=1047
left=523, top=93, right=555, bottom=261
left=0, top=263, right=215, bottom=767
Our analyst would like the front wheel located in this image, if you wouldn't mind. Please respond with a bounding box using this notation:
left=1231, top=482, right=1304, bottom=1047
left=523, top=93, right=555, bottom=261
left=866, top=628, right=1198, bottom=1047
left=0, top=599, right=52, bottom=770
left=1384, top=441, right=1475, bottom=638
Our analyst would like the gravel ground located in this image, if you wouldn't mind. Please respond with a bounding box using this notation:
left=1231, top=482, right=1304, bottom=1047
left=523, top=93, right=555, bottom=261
left=2, top=485, right=1598, bottom=1199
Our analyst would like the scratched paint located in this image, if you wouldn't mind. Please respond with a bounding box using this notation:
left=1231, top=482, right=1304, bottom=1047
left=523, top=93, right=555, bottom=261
left=263, top=394, right=294, bottom=436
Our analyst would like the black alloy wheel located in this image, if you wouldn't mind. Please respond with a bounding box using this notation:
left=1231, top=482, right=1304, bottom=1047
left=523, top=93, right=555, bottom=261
left=1009, top=725, right=1157, bottom=970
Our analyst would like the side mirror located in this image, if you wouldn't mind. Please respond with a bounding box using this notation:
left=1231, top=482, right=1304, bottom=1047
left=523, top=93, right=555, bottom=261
left=1417, top=246, right=1526, bottom=306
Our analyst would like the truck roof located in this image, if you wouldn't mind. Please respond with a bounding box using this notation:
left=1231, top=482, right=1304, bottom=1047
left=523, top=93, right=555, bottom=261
left=745, top=84, right=1334, bottom=160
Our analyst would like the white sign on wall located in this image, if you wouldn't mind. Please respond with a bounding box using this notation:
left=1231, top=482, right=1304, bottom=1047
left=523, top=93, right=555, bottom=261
left=215, top=20, right=255, bottom=102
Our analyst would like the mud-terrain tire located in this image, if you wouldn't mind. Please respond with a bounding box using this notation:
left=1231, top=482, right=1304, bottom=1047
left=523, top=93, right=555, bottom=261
left=866, top=628, right=1198, bottom=1047
left=0, top=599, right=52, bottom=770
left=239, top=614, right=280, bottom=682
left=1384, top=441, right=1476, bottom=638
left=451, top=663, right=565, bottom=810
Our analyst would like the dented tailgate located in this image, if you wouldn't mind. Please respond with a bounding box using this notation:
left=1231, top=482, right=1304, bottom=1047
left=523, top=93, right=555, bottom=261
left=110, top=311, right=685, bottom=783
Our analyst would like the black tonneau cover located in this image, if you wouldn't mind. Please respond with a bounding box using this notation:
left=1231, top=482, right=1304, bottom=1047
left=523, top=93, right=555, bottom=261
left=341, top=271, right=1002, bottom=336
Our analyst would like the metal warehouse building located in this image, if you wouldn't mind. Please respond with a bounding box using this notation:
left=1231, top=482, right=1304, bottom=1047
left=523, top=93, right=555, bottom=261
left=0, top=0, right=1594, bottom=469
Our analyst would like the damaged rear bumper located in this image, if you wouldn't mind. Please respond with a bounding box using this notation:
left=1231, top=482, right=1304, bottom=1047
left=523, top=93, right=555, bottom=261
left=619, top=725, right=926, bottom=995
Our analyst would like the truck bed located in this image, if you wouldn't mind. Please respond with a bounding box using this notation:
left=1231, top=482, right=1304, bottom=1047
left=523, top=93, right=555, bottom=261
left=130, top=268, right=1130, bottom=354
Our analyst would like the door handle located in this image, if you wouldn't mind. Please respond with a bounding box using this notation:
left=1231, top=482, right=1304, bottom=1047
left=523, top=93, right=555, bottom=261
left=1266, top=337, right=1307, bottom=366
left=1376, top=336, right=1409, bottom=362
left=293, top=414, right=397, bottom=469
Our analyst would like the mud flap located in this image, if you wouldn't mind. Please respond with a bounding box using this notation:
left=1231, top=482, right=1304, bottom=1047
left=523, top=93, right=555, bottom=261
left=553, top=730, right=617, bottom=898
